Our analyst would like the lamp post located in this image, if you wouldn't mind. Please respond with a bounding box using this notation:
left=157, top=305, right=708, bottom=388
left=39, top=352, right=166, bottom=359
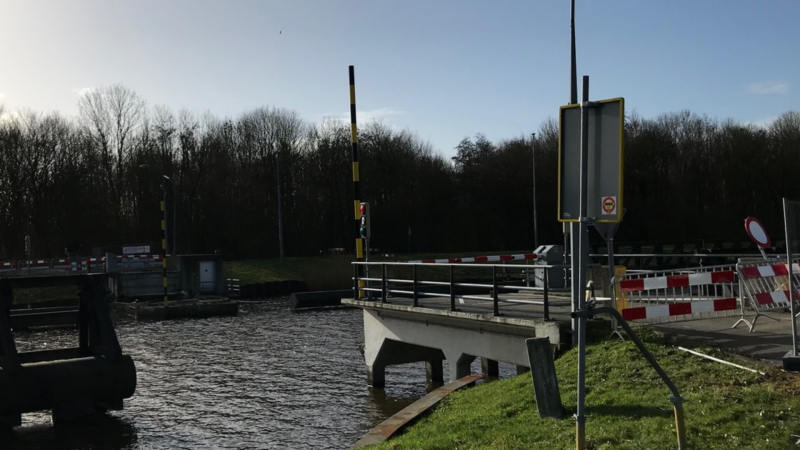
left=139, top=163, right=171, bottom=307
left=531, top=133, right=539, bottom=250
left=139, top=164, right=176, bottom=256
left=161, top=175, right=171, bottom=256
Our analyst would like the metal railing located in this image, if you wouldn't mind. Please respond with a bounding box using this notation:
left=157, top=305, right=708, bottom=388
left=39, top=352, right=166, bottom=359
left=352, top=261, right=570, bottom=320
left=0, top=255, right=164, bottom=275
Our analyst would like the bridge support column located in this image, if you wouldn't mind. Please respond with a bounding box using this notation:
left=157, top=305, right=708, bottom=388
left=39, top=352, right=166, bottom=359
left=426, top=360, right=443, bottom=384
left=367, top=364, right=386, bottom=389
left=446, top=352, right=476, bottom=382
left=481, top=358, right=499, bottom=378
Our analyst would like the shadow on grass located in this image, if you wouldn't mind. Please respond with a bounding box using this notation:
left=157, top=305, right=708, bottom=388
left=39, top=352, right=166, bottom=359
left=580, top=404, right=674, bottom=419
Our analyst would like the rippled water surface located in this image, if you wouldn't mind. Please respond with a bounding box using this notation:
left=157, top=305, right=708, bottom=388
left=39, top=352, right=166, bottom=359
left=3, top=299, right=443, bottom=450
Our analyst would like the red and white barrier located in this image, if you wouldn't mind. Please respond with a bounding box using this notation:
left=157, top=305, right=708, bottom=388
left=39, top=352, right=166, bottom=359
left=618, top=265, right=740, bottom=325
left=407, top=253, right=538, bottom=264
left=17, top=259, right=50, bottom=268
left=739, top=262, right=800, bottom=279
left=622, top=298, right=738, bottom=321
left=737, top=259, right=800, bottom=331
left=620, top=271, right=735, bottom=292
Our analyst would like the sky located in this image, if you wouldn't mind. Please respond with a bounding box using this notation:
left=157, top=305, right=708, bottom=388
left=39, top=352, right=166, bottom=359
left=1, top=0, right=798, bottom=159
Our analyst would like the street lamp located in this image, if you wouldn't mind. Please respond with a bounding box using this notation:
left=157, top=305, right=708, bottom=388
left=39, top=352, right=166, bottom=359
left=161, top=175, right=171, bottom=256
left=531, top=133, right=539, bottom=250
left=139, top=164, right=176, bottom=256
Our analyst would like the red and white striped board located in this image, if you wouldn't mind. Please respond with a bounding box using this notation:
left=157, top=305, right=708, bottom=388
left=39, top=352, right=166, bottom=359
left=739, top=263, right=800, bottom=279
left=407, top=253, right=538, bottom=264
left=0, top=261, right=15, bottom=269
left=622, top=298, right=738, bottom=321
left=735, top=259, right=800, bottom=332
left=620, top=270, right=736, bottom=293
left=17, top=259, right=50, bottom=267
left=753, top=289, right=800, bottom=306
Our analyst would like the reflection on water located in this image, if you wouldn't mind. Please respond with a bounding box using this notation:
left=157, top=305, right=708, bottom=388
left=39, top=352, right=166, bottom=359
left=3, top=299, right=450, bottom=449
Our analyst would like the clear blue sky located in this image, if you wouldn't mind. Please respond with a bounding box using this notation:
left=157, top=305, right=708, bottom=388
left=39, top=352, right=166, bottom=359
left=1, top=0, right=797, bottom=158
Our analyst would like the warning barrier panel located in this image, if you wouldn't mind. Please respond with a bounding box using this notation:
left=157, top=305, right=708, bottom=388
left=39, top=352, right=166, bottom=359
left=622, top=298, right=738, bottom=321
left=736, top=259, right=800, bottom=332
left=620, top=271, right=735, bottom=292
left=407, top=253, right=538, bottom=264
left=617, top=265, right=741, bottom=325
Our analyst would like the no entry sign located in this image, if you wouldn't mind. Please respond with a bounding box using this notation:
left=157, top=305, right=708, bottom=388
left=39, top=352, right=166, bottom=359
left=601, top=196, right=617, bottom=215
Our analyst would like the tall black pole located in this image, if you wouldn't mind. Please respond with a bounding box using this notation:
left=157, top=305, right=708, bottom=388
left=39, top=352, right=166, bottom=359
left=349, top=66, right=364, bottom=297
left=532, top=133, right=539, bottom=250
left=570, top=0, right=578, bottom=105
left=277, top=150, right=284, bottom=260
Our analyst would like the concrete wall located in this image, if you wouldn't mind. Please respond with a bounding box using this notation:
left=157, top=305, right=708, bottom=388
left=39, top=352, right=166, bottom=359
left=359, top=305, right=563, bottom=387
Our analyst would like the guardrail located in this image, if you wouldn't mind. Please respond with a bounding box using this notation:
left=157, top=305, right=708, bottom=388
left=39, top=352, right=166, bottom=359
left=352, top=261, right=570, bottom=320
left=0, top=255, right=164, bottom=275
left=594, top=252, right=777, bottom=270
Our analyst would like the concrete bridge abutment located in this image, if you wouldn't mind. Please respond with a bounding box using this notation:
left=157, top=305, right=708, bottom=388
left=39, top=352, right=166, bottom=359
left=353, top=300, right=567, bottom=388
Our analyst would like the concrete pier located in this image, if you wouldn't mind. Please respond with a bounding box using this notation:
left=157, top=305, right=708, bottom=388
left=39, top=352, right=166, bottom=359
left=343, top=299, right=568, bottom=387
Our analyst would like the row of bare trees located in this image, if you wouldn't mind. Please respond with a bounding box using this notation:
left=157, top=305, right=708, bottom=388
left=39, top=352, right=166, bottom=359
left=0, top=85, right=798, bottom=260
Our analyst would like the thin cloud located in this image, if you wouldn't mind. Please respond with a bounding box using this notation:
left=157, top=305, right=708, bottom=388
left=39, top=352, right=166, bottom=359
left=748, top=116, right=778, bottom=128
left=326, top=108, right=404, bottom=123
left=73, top=87, right=95, bottom=96
left=746, top=81, right=789, bottom=95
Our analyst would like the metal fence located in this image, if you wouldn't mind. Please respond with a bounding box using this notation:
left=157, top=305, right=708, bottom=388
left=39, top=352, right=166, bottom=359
left=352, top=261, right=570, bottom=320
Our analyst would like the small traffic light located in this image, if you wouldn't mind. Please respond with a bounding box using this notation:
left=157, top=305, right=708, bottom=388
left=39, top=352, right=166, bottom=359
left=359, top=202, right=371, bottom=239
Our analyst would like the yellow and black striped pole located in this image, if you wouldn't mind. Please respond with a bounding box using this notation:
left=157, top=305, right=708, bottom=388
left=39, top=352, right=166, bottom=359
left=161, top=192, right=169, bottom=308
left=349, top=65, right=365, bottom=297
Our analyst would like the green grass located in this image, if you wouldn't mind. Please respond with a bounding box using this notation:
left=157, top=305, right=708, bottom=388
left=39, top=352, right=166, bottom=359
left=224, top=256, right=357, bottom=290
left=369, top=331, right=800, bottom=450
left=223, top=251, right=537, bottom=291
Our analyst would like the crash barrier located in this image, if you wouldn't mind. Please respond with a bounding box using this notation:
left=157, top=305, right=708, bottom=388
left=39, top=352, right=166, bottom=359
left=353, top=261, right=570, bottom=320
left=736, top=259, right=800, bottom=332
left=406, top=252, right=538, bottom=264
left=617, top=264, right=740, bottom=324
left=0, top=255, right=162, bottom=274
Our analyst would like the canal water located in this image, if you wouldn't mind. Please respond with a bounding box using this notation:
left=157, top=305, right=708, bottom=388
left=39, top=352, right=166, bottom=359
left=2, top=299, right=459, bottom=450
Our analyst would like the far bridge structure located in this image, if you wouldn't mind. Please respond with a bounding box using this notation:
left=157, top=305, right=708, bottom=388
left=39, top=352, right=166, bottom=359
left=343, top=247, right=792, bottom=387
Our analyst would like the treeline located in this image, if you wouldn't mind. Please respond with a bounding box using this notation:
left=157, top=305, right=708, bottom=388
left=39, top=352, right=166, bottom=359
left=0, top=84, right=798, bottom=260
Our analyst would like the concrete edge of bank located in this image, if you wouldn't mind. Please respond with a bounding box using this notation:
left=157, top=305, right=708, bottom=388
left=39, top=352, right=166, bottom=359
left=351, top=375, right=483, bottom=449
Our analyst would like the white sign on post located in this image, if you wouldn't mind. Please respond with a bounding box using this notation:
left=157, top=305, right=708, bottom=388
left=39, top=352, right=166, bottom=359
left=558, top=98, right=624, bottom=223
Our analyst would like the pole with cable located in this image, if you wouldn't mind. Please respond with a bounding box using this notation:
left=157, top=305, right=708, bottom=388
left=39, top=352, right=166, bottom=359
left=532, top=133, right=539, bottom=250
left=349, top=65, right=365, bottom=297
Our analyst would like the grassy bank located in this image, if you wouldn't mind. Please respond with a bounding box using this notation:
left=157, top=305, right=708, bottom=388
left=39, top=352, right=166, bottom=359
left=224, top=251, right=535, bottom=291
left=368, top=331, right=800, bottom=450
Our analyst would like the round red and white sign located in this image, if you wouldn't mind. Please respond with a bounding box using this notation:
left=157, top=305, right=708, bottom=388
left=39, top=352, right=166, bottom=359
left=744, top=216, right=771, bottom=249
left=601, top=196, right=617, bottom=215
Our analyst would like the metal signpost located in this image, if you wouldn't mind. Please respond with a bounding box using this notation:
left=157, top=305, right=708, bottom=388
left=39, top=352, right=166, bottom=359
left=558, top=80, right=624, bottom=450
left=782, top=200, right=800, bottom=370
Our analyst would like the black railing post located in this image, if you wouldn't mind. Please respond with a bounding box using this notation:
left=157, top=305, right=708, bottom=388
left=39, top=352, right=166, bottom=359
left=381, top=264, right=387, bottom=303
left=544, top=269, right=550, bottom=320
left=450, top=265, right=456, bottom=311
left=493, top=266, right=499, bottom=315
left=412, top=265, right=419, bottom=307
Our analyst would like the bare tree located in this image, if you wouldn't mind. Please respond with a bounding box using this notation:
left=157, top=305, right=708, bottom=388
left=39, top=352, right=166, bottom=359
left=77, top=84, right=146, bottom=237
